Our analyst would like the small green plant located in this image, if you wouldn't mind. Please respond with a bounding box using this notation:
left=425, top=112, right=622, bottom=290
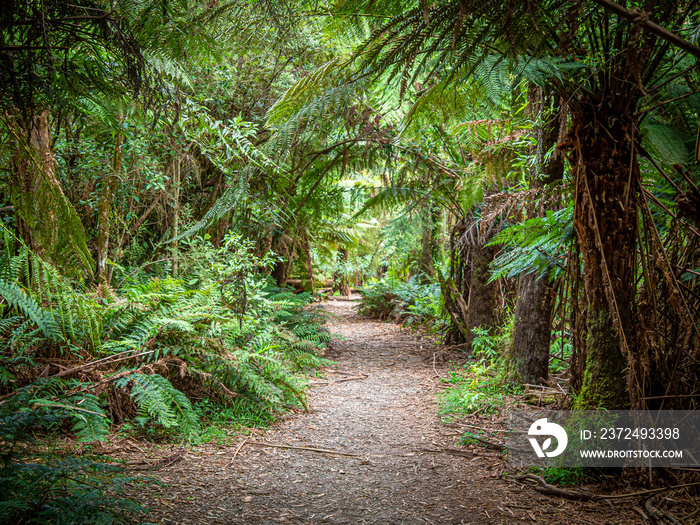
left=549, top=332, right=573, bottom=373
left=357, top=276, right=449, bottom=333
left=440, top=388, right=488, bottom=414
left=0, top=405, right=148, bottom=524
left=439, top=315, right=521, bottom=418
left=532, top=466, right=599, bottom=486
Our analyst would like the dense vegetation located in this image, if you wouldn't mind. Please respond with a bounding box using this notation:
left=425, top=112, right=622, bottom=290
left=1, top=0, right=699, bottom=521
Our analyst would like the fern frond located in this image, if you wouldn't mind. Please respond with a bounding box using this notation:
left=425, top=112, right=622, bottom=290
left=120, top=373, right=199, bottom=437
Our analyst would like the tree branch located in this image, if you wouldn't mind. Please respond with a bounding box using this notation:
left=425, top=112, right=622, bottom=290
left=591, top=0, right=700, bottom=58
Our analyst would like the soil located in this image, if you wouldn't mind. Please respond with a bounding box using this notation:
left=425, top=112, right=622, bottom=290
left=126, top=298, right=647, bottom=524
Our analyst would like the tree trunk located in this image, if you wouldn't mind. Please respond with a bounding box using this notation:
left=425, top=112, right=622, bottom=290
left=300, top=230, right=315, bottom=293
left=563, top=103, right=638, bottom=410
left=170, top=152, right=181, bottom=277
left=96, top=130, right=123, bottom=293
left=464, top=240, right=497, bottom=351
left=338, top=249, right=350, bottom=296
left=419, top=205, right=436, bottom=281
left=442, top=221, right=470, bottom=346
left=271, top=233, right=293, bottom=287
left=510, top=92, right=564, bottom=384
left=511, top=273, right=556, bottom=383
left=10, top=111, right=93, bottom=277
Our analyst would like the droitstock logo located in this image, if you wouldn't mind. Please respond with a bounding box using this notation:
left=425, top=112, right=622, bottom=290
left=527, top=418, right=568, bottom=458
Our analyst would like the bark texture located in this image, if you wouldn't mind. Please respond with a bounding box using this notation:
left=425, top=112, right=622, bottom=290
left=562, top=104, right=639, bottom=409
left=96, top=131, right=123, bottom=291
left=300, top=230, right=315, bottom=293
left=464, top=241, right=497, bottom=351
left=511, top=272, right=556, bottom=383
left=510, top=92, right=564, bottom=384
left=10, top=111, right=93, bottom=277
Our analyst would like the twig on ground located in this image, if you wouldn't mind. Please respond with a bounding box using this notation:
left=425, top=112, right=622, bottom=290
left=309, top=374, right=367, bottom=385
left=247, top=441, right=358, bottom=457
left=514, top=474, right=596, bottom=501
left=645, top=496, right=680, bottom=524
left=225, top=439, right=248, bottom=467
left=420, top=448, right=475, bottom=458
left=432, top=353, right=445, bottom=380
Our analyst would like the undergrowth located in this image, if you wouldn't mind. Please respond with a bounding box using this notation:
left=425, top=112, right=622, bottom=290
left=0, top=229, right=333, bottom=522
left=438, top=316, right=520, bottom=419
left=0, top=407, right=148, bottom=524
left=357, top=275, right=448, bottom=334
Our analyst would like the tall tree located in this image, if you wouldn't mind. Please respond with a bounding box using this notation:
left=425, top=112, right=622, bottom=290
left=510, top=90, right=564, bottom=385
left=0, top=0, right=147, bottom=276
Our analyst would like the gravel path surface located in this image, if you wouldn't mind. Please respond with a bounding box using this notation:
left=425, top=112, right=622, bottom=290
left=140, top=299, right=638, bottom=524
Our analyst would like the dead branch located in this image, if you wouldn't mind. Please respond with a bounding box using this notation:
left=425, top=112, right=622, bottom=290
left=516, top=474, right=700, bottom=504
left=308, top=374, right=367, bottom=385
left=246, top=441, right=358, bottom=457
left=514, top=474, right=596, bottom=501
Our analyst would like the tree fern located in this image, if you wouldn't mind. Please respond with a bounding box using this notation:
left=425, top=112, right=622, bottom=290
left=489, top=203, right=574, bottom=281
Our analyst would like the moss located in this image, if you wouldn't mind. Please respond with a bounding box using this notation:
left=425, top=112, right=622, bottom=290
left=573, top=310, right=629, bottom=410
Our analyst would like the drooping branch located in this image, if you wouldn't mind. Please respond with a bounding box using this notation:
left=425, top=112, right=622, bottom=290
left=591, top=0, right=700, bottom=58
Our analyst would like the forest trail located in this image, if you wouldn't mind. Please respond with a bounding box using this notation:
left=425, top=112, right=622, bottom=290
left=144, top=299, right=634, bottom=525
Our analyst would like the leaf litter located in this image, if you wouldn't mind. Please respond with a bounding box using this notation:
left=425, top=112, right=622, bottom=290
left=122, top=298, right=646, bottom=524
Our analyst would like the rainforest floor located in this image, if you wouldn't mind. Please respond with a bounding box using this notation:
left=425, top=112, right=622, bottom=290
left=105, top=298, right=665, bottom=524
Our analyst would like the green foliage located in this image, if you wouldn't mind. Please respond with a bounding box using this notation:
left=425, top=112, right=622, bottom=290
left=438, top=317, right=520, bottom=417
left=116, top=374, right=199, bottom=439
left=640, top=120, right=695, bottom=167
left=549, top=332, right=573, bottom=374
left=530, top=466, right=598, bottom=486
left=0, top=400, right=147, bottom=524
left=489, top=204, right=574, bottom=281
left=357, top=276, right=448, bottom=331
left=0, top=228, right=332, bottom=442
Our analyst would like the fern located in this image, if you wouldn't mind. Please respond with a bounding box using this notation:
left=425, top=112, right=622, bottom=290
left=68, top=393, right=111, bottom=443
left=489, top=203, right=574, bottom=281
left=118, top=373, right=200, bottom=438
left=0, top=278, right=61, bottom=342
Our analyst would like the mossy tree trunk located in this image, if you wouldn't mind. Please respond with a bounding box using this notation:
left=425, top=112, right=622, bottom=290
left=563, top=101, right=639, bottom=409
left=96, top=129, right=123, bottom=292
left=10, top=111, right=94, bottom=277
left=300, top=230, right=315, bottom=293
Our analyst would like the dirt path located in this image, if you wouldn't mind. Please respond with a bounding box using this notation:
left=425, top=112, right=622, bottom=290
left=142, top=299, right=637, bottom=524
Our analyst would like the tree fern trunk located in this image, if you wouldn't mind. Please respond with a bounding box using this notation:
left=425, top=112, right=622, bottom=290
left=464, top=239, right=497, bottom=351
left=511, top=272, right=556, bottom=383
left=563, top=103, right=639, bottom=409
